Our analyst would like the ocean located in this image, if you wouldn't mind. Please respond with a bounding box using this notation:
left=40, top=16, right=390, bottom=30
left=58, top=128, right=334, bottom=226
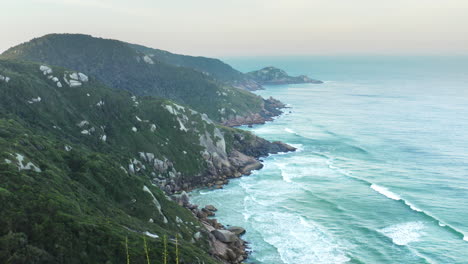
left=190, top=56, right=468, bottom=263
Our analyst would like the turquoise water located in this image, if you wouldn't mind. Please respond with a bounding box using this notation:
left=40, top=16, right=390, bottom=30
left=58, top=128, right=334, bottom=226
left=191, top=56, right=468, bottom=263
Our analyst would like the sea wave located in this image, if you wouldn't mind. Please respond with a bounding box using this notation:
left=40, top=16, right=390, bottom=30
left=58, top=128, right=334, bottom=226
left=370, top=184, right=402, bottom=201
left=284, top=127, right=298, bottom=135
left=369, top=184, right=467, bottom=242
left=326, top=160, right=468, bottom=243
left=276, top=155, right=331, bottom=183
left=250, top=212, right=350, bottom=264
left=379, top=221, right=425, bottom=246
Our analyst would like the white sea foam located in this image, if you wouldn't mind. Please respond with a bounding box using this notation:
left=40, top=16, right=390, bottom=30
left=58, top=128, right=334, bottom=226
left=289, top=143, right=304, bottom=152
left=276, top=162, right=292, bottom=182
left=371, top=184, right=401, bottom=200
left=327, top=160, right=353, bottom=177
left=370, top=184, right=426, bottom=213
left=284, top=128, right=296, bottom=134
left=405, top=201, right=423, bottom=212
left=379, top=222, right=425, bottom=246
left=276, top=155, right=333, bottom=183
left=251, top=212, right=350, bottom=264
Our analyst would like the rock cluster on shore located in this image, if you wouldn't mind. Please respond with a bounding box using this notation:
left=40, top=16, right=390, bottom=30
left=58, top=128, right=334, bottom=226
left=172, top=193, right=247, bottom=263
left=166, top=126, right=296, bottom=263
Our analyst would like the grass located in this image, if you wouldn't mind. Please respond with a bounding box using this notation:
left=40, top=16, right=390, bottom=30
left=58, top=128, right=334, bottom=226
left=124, top=234, right=185, bottom=264
left=163, top=235, right=168, bottom=264
left=176, top=234, right=179, bottom=264
left=126, top=237, right=130, bottom=264
left=143, top=236, right=150, bottom=264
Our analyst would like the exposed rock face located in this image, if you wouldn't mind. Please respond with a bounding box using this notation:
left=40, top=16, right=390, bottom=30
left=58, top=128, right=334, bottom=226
left=10, top=153, right=42, bottom=172
left=222, top=96, right=286, bottom=127
left=230, top=78, right=264, bottom=91
left=204, top=205, right=217, bottom=212
left=149, top=126, right=295, bottom=196
left=182, top=203, right=247, bottom=264
left=247, top=66, right=323, bottom=85
left=212, top=230, right=237, bottom=243
left=0, top=74, right=10, bottom=83
left=228, top=150, right=263, bottom=175
left=227, top=226, right=246, bottom=236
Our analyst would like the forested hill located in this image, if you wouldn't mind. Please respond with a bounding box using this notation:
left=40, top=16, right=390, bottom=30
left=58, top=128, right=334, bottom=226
left=128, top=43, right=262, bottom=91
left=0, top=59, right=293, bottom=263
left=0, top=34, right=273, bottom=124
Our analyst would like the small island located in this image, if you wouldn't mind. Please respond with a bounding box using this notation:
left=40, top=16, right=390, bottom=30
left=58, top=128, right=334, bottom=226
left=247, top=66, right=323, bottom=85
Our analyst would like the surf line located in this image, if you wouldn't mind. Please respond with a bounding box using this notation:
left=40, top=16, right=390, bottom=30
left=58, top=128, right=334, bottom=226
left=369, top=183, right=467, bottom=242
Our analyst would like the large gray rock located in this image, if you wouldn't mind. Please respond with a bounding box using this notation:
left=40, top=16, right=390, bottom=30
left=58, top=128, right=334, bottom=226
left=228, top=226, right=246, bottom=236
left=172, top=191, right=190, bottom=206
left=204, top=204, right=218, bottom=212
left=211, top=229, right=237, bottom=243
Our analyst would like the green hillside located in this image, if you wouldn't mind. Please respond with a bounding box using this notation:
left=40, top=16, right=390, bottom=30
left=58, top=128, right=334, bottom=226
left=0, top=34, right=269, bottom=123
left=128, top=43, right=262, bottom=90
left=0, top=59, right=293, bottom=263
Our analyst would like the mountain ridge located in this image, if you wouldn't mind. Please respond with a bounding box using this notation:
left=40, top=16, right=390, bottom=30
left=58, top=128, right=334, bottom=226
left=0, top=34, right=280, bottom=126
left=127, top=43, right=263, bottom=91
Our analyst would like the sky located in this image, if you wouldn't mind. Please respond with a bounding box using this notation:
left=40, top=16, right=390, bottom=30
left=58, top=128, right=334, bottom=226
left=2, top=0, right=468, bottom=57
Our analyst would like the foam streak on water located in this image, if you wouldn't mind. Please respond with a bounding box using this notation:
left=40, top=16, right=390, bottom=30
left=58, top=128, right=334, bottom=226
left=371, top=184, right=401, bottom=200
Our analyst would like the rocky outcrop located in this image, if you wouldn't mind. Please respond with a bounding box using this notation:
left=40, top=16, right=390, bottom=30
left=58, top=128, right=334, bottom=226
left=177, top=198, right=247, bottom=264
left=161, top=123, right=294, bottom=263
left=148, top=128, right=295, bottom=195
left=227, top=226, right=246, bottom=236
left=204, top=205, right=218, bottom=212
left=222, top=96, right=287, bottom=127
left=118, top=104, right=295, bottom=263
left=212, top=230, right=238, bottom=243
left=0, top=74, right=11, bottom=83
left=230, top=78, right=264, bottom=91
left=247, top=66, right=323, bottom=85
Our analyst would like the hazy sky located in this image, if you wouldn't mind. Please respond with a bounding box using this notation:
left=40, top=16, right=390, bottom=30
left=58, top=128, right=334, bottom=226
left=2, top=0, right=468, bottom=56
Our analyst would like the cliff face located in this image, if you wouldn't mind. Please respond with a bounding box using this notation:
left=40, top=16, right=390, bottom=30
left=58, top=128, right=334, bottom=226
left=0, top=59, right=294, bottom=263
left=247, top=66, right=323, bottom=85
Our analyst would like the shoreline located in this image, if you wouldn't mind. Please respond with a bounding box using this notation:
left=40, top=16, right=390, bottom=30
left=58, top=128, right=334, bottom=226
left=182, top=105, right=292, bottom=263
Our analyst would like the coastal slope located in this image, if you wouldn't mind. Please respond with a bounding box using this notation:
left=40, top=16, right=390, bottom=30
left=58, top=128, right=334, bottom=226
left=0, top=34, right=278, bottom=126
left=0, top=59, right=294, bottom=263
left=128, top=43, right=263, bottom=91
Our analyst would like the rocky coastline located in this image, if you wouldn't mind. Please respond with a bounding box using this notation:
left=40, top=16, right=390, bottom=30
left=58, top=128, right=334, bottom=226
left=172, top=108, right=294, bottom=263
left=128, top=96, right=293, bottom=263
left=171, top=138, right=295, bottom=263
left=222, top=97, right=286, bottom=127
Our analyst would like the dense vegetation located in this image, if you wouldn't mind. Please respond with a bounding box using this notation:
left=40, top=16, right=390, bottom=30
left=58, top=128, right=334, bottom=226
left=1, top=34, right=265, bottom=122
left=0, top=59, right=256, bottom=263
left=128, top=43, right=246, bottom=83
